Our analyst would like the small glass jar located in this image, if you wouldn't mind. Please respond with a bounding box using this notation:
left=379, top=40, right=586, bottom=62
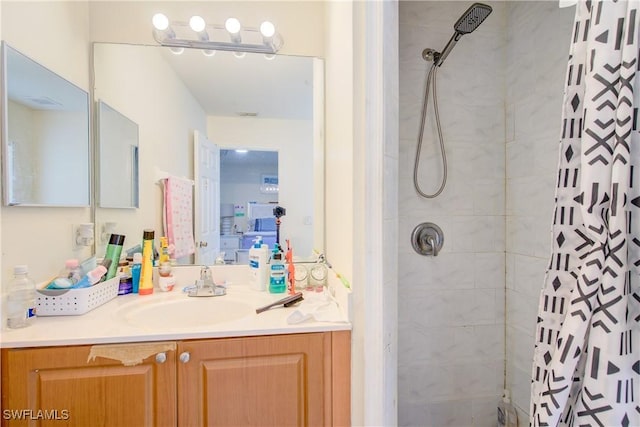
left=309, top=263, right=328, bottom=293
left=294, top=264, right=309, bottom=291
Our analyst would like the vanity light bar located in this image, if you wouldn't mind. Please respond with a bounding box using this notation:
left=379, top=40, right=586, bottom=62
left=151, top=14, right=284, bottom=55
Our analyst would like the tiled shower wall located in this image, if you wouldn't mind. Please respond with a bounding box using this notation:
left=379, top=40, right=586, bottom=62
left=399, top=1, right=576, bottom=426
left=398, top=2, right=506, bottom=426
left=505, top=2, right=574, bottom=421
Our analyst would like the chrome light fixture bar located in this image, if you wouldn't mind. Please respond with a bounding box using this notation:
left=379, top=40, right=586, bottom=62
left=152, top=13, right=284, bottom=55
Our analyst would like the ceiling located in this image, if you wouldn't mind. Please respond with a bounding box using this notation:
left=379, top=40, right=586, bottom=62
left=159, top=47, right=314, bottom=120
left=220, top=149, right=278, bottom=168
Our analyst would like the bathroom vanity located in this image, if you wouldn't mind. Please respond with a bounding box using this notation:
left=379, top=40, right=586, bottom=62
left=1, top=332, right=350, bottom=427
left=0, top=267, right=351, bottom=427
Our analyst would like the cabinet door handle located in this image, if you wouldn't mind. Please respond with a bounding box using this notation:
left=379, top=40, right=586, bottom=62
left=155, top=352, right=167, bottom=364
left=179, top=352, right=190, bottom=364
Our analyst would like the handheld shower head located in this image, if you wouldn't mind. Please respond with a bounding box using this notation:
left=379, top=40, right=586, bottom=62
left=454, top=2, right=493, bottom=34
left=434, top=3, right=492, bottom=66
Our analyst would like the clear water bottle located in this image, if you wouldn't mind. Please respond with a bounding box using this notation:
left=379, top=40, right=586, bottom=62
left=6, top=265, right=37, bottom=329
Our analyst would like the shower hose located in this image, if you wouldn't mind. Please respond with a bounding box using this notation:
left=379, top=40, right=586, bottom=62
left=414, top=62, right=448, bottom=199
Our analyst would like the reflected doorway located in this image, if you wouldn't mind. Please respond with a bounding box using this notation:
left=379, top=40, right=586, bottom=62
left=219, top=149, right=278, bottom=263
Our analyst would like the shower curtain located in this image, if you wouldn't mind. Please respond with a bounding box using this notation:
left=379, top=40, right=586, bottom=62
left=530, top=1, right=640, bottom=426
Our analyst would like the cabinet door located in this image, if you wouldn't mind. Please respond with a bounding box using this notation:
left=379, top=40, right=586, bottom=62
left=178, top=333, right=331, bottom=427
left=1, top=343, right=176, bottom=427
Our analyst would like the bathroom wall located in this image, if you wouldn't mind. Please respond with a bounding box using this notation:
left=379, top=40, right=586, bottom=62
left=504, top=2, right=574, bottom=420
left=398, top=1, right=506, bottom=425
left=93, top=43, right=207, bottom=258
left=88, top=1, right=325, bottom=58
left=0, top=1, right=92, bottom=286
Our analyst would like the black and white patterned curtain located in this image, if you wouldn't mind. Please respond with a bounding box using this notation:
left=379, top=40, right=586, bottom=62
left=531, top=1, right=640, bottom=426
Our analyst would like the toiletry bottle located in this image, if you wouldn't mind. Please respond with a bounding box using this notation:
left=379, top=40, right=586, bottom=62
left=159, top=236, right=170, bottom=264
left=249, top=236, right=269, bottom=291
left=47, top=259, right=83, bottom=289
left=6, top=265, right=36, bottom=329
left=139, top=229, right=155, bottom=295
left=104, top=233, right=126, bottom=281
left=269, top=244, right=287, bottom=293
left=157, top=237, right=176, bottom=292
left=64, top=259, right=83, bottom=283
left=497, top=389, right=518, bottom=427
left=72, top=265, right=107, bottom=289
left=285, top=239, right=296, bottom=295
left=131, top=252, right=142, bottom=293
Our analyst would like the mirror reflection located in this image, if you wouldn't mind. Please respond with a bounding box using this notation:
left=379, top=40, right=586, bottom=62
left=93, top=43, right=324, bottom=263
left=2, top=42, right=90, bottom=207
left=219, top=149, right=278, bottom=263
left=97, top=101, right=139, bottom=208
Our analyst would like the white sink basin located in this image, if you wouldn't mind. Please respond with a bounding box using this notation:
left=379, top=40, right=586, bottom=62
left=117, top=295, right=254, bottom=330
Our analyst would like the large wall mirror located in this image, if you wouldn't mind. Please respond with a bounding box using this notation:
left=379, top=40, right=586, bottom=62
left=93, top=43, right=324, bottom=264
left=1, top=42, right=90, bottom=207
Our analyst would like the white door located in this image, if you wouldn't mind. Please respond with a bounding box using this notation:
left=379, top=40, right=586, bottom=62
left=193, top=130, right=220, bottom=265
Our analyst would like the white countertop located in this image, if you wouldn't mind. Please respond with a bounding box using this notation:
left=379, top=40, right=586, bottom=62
left=1, top=265, right=351, bottom=349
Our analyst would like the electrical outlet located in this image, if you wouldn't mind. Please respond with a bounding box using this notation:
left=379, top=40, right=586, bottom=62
left=72, top=223, right=94, bottom=250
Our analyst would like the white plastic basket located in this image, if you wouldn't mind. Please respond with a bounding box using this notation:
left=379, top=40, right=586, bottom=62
left=35, top=276, right=120, bottom=316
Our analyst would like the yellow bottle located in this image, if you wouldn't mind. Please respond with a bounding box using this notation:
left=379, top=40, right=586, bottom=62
left=159, top=236, right=170, bottom=264
left=139, top=229, right=155, bottom=295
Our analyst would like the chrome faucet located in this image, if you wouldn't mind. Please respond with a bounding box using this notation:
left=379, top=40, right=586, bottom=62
left=186, top=266, right=226, bottom=297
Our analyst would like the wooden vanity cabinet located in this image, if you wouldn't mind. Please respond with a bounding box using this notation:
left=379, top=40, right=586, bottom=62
left=1, top=331, right=351, bottom=427
left=0, top=342, right=177, bottom=427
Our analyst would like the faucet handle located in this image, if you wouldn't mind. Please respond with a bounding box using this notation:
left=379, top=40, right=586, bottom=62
left=200, top=266, right=212, bottom=281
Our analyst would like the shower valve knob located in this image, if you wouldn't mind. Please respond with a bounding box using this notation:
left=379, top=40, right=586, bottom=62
left=411, top=222, right=444, bottom=257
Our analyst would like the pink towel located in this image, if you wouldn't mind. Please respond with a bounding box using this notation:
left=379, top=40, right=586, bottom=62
left=164, top=176, right=195, bottom=259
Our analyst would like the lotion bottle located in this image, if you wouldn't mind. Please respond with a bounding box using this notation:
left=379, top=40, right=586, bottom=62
left=104, top=234, right=126, bottom=281
left=249, top=236, right=269, bottom=291
left=139, top=229, right=155, bottom=295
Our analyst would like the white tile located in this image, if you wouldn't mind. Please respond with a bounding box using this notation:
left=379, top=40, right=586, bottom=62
left=398, top=361, right=456, bottom=402
left=474, top=252, right=505, bottom=289
left=506, top=290, right=539, bottom=341
left=451, top=289, right=498, bottom=326
left=506, top=140, right=536, bottom=181
left=453, top=360, right=503, bottom=398
left=473, top=178, right=505, bottom=216
left=505, top=252, right=515, bottom=291
left=513, top=254, right=547, bottom=298
left=398, top=322, right=457, bottom=363
left=506, top=323, right=536, bottom=372
left=427, top=399, right=474, bottom=427
left=473, top=395, right=501, bottom=427
left=398, top=400, right=430, bottom=427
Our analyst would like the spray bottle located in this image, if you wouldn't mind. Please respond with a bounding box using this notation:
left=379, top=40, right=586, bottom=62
left=497, top=389, right=518, bottom=427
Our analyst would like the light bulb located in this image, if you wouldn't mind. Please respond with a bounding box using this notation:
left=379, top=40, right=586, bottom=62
left=235, top=149, right=248, bottom=154
left=225, top=17, right=241, bottom=34
left=260, top=21, right=275, bottom=38
left=202, top=49, right=216, bottom=57
left=170, top=47, right=184, bottom=55
left=189, top=15, right=206, bottom=33
left=152, top=13, right=169, bottom=31
left=264, top=54, right=276, bottom=60
left=233, top=51, right=246, bottom=59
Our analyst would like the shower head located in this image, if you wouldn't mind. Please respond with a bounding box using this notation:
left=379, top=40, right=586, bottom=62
left=454, top=3, right=493, bottom=35
left=434, top=3, right=492, bottom=66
